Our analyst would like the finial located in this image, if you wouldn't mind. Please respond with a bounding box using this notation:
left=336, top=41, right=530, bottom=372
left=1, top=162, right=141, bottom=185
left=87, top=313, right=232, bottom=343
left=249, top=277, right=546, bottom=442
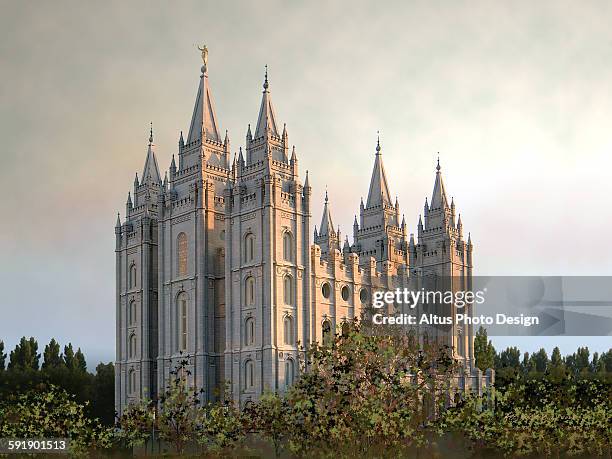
left=436, top=154, right=440, bottom=172
left=149, top=122, right=153, bottom=145
left=263, top=64, right=269, bottom=90
left=325, top=187, right=328, bottom=203
left=376, top=130, right=381, bottom=153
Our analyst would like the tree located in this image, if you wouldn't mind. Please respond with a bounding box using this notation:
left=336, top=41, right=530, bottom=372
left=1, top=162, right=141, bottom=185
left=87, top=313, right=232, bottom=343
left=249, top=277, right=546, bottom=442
left=63, top=343, right=76, bottom=370
left=197, top=401, right=245, bottom=454
left=243, top=393, right=288, bottom=458
left=42, top=338, right=63, bottom=369
left=8, top=336, right=40, bottom=371
left=75, top=348, right=87, bottom=373
left=0, top=341, right=6, bottom=371
left=530, top=348, right=548, bottom=372
left=473, top=327, right=495, bottom=371
left=550, top=346, right=563, bottom=367
left=0, top=385, right=112, bottom=455
left=91, top=362, right=115, bottom=426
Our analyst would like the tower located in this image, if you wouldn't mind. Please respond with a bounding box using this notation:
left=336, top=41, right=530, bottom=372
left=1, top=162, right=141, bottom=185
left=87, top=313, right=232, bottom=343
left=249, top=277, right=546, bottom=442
left=409, top=159, right=474, bottom=365
left=353, top=136, right=408, bottom=272
left=313, top=191, right=341, bottom=258
left=155, top=47, right=229, bottom=403
left=115, top=125, right=162, bottom=414
left=224, top=68, right=311, bottom=405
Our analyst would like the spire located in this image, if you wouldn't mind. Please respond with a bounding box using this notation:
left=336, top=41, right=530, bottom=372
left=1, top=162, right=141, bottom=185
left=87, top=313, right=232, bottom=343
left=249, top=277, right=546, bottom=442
left=430, top=155, right=448, bottom=209
left=314, top=225, right=318, bottom=239
left=290, top=146, right=297, bottom=163
left=366, top=135, right=392, bottom=207
left=254, top=65, right=280, bottom=138
left=134, top=172, right=139, bottom=188
left=318, top=191, right=335, bottom=237
left=127, top=192, right=133, bottom=206
left=179, top=130, right=184, bottom=147
left=116, top=212, right=121, bottom=228
left=304, top=170, right=310, bottom=188
left=187, top=45, right=221, bottom=144
left=142, top=125, right=162, bottom=184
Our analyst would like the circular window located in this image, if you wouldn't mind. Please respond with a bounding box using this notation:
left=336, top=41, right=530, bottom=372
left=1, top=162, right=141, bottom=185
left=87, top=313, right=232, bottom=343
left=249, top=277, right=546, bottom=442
left=341, top=285, right=350, bottom=301
left=321, top=283, right=331, bottom=299
left=359, top=288, right=369, bottom=304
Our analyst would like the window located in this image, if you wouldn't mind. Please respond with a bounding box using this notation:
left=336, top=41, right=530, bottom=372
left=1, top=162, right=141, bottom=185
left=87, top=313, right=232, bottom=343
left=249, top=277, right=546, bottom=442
left=321, top=282, right=331, bottom=299
left=128, top=369, right=136, bottom=394
left=359, top=288, right=369, bottom=304
left=129, top=334, right=136, bottom=359
left=245, top=277, right=255, bottom=306
left=178, top=293, right=188, bottom=351
left=284, top=275, right=293, bottom=305
left=457, top=331, right=465, bottom=357
left=129, top=300, right=136, bottom=326
left=244, top=233, right=255, bottom=263
left=341, top=285, right=350, bottom=302
left=322, top=320, right=332, bottom=345
left=284, top=316, right=294, bottom=345
left=245, top=360, right=255, bottom=389
left=177, top=233, right=188, bottom=276
left=285, top=359, right=294, bottom=388
left=129, top=264, right=137, bottom=288
left=245, top=317, right=255, bottom=346
left=283, top=232, right=293, bottom=262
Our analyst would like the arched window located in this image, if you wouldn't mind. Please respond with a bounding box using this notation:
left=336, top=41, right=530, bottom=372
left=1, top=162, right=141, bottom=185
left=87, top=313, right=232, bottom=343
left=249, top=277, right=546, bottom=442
left=457, top=330, right=465, bottom=358
left=128, top=369, right=136, bottom=394
left=341, top=285, right=350, bottom=302
left=322, top=320, right=332, bottom=345
left=283, top=275, right=293, bottom=305
left=129, top=300, right=136, bottom=326
left=129, top=264, right=137, bottom=288
left=283, top=232, right=293, bottom=262
left=285, top=359, right=294, bottom=388
left=359, top=288, right=369, bottom=304
left=177, top=233, right=188, bottom=276
left=245, top=317, right=255, bottom=346
left=284, top=315, right=294, bottom=345
left=245, top=277, right=255, bottom=306
left=321, top=282, right=331, bottom=299
left=177, top=293, right=188, bottom=351
left=244, top=233, right=255, bottom=263
left=244, top=360, right=255, bottom=389
left=129, top=334, right=136, bottom=359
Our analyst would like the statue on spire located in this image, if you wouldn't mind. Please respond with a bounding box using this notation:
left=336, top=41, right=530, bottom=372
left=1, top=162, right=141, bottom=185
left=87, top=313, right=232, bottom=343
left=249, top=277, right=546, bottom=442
left=198, top=44, right=208, bottom=72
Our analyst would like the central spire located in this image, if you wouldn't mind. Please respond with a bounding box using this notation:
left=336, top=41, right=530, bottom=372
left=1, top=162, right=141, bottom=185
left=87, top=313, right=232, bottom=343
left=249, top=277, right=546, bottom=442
left=430, top=155, right=448, bottom=209
left=254, top=65, right=280, bottom=138
left=318, top=190, right=336, bottom=237
left=187, top=45, right=221, bottom=144
left=366, top=134, right=392, bottom=207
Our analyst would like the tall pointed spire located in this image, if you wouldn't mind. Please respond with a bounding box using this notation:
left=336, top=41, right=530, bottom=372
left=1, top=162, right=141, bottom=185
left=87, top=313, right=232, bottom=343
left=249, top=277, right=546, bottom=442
left=430, top=154, right=448, bottom=209
left=187, top=44, right=221, bottom=144
left=142, top=123, right=162, bottom=184
left=318, top=190, right=335, bottom=237
left=366, top=134, right=392, bottom=207
left=254, top=65, right=280, bottom=138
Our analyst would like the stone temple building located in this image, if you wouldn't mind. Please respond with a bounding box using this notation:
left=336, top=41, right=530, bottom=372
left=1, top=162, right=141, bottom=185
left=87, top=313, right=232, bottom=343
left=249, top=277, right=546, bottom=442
left=114, top=48, right=487, bottom=414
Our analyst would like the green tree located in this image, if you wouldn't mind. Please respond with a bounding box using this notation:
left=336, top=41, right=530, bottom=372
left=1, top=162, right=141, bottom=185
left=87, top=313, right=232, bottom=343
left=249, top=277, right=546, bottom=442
left=550, top=346, right=563, bottom=367
left=8, top=336, right=40, bottom=370
left=42, top=338, right=63, bottom=369
left=0, top=340, right=6, bottom=371
left=197, top=400, right=245, bottom=454
left=0, top=385, right=111, bottom=455
left=244, top=393, right=288, bottom=458
left=530, top=348, right=548, bottom=372
left=91, top=362, right=115, bottom=426
left=63, top=343, right=76, bottom=370
left=497, top=346, right=521, bottom=369
left=75, top=348, right=87, bottom=373
left=473, top=326, right=495, bottom=371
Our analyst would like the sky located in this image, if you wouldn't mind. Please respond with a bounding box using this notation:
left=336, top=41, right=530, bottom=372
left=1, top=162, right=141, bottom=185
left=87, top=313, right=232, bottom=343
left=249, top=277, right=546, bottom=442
left=0, top=0, right=611, bottom=368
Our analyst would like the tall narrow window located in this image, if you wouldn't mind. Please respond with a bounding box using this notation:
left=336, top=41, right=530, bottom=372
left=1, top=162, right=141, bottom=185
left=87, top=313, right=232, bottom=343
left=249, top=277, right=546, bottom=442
left=322, top=320, right=332, bottom=345
left=283, top=232, right=293, bottom=262
left=129, top=334, right=136, bottom=359
left=128, top=369, right=136, bottom=394
left=129, top=264, right=137, bottom=288
left=245, top=277, right=255, bottom=306
left=177, top=232, right=188, bottom=276
left=244, top=233, right=255, bottom=263
left=245, top=360, right=255, bottom=389
left=457, top=330, right=465, bottom=357
left=129, top=300, right=136, bottom=326
left=284, top=316, right=294, bottom=345
left=178, top=293, right=188, bottom=351
left=245, top=317, right=255, bottom=346
left=284, top=275, right=293, bottom=305
left=285, top=359, right=294, bottom=388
